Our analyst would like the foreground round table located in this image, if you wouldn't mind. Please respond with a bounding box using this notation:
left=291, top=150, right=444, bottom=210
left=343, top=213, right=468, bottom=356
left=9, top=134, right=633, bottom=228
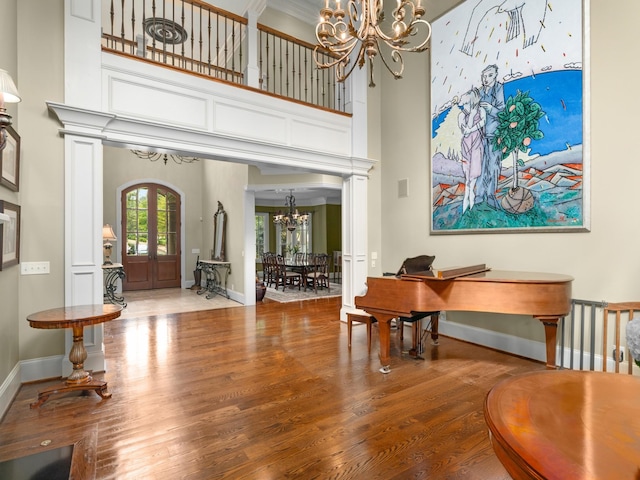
left=484, top=370, right=640, bottom=480
left=27, top=304, right=122, bottom=408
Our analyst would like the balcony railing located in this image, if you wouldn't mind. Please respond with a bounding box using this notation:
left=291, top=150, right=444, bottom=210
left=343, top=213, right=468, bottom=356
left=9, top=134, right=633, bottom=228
left=101, top=0, right=348, bottom=114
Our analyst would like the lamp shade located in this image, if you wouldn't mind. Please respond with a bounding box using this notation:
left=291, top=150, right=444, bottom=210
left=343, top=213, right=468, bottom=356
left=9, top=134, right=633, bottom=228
left=102, top=224, right=117, bottom=241
left=0, top=70, right=21, bottom=104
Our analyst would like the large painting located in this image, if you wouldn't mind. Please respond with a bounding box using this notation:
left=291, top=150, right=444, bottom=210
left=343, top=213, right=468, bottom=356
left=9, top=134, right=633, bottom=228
left=431, top=0, right=589, bottom=233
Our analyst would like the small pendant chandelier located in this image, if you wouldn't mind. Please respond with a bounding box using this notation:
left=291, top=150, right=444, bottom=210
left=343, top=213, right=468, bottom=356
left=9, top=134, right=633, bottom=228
left=273, top=190, right=309, bottom=232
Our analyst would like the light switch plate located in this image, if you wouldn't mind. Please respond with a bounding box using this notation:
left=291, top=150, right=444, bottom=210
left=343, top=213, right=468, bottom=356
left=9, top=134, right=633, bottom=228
left=21, top=262, right=50, bottom=275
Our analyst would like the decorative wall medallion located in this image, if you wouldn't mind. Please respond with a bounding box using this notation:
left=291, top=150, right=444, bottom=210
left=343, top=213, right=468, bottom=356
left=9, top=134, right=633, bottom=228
left=143, top=18, right=188, bottom=45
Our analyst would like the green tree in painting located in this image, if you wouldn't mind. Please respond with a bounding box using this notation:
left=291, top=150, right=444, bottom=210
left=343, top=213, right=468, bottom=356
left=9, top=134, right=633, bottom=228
left=492, top=90, right=545, bottom=213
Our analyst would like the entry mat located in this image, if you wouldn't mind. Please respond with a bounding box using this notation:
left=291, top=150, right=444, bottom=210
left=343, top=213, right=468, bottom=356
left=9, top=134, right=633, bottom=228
left=0, top=444, right=73, bottom=480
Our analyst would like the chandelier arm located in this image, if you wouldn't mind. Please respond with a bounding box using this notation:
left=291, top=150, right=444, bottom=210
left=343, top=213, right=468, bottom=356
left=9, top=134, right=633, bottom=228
left=337, top=44, right=368, bottom=83
left=377, top=47, right=405, bottom=80
left=372, top=20, right=431, bottom=52
left=313, top=0, right=431, bottom=86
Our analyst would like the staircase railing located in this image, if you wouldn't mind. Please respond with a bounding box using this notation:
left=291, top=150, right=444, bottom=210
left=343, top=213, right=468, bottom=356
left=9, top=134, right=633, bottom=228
left=101, top=0, right=349, bottom=114
left=558, top=299, right=639, bottom=374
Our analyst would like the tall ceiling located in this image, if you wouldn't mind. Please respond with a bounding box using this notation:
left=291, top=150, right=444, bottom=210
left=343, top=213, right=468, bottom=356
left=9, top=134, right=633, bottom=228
left=216, top=1, right=464, bottom=27
left=268, top=0, right=465, bottom=25
left=223, top=0, right=465, bottom=203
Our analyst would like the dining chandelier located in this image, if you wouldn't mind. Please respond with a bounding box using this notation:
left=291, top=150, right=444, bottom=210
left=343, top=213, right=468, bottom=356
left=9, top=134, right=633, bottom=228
left=131, top=150, right=199, bottom=165
left=314, top=0, right=432, bottom=87
left=273, top=191, right=309, bottom=232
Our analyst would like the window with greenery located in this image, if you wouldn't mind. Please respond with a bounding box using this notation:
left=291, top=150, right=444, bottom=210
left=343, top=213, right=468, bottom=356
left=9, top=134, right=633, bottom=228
left=255, top=213, right=269, bottom=260
left=156, top=188, right=178, bottom=256
left=126, top=187, right=149, bottom=255
left=276, top=213, right=312, bottom=256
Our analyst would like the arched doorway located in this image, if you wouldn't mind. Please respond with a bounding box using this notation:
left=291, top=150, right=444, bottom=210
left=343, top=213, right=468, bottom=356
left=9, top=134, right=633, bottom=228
left=121, top=182, right=182, bottom=291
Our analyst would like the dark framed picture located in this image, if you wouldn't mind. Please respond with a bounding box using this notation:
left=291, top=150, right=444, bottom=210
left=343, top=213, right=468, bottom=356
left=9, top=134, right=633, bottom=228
left=0, top=125, right=20, bottom=191
left=0, top=200, right=20, bottom=270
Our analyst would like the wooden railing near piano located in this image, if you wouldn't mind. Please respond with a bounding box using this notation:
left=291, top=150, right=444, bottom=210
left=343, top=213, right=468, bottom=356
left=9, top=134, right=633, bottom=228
left=559, top=299, right=639, bottom=375
left=101, top=0, right=348, bottom=114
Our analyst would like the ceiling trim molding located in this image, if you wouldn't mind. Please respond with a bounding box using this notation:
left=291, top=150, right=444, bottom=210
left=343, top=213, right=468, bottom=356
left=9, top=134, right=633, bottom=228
left=268, top=0, right=319, bottom=25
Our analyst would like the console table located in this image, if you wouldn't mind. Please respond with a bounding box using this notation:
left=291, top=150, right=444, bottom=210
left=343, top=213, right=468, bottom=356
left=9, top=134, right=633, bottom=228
left=27, top=304, right=122, bottom=408
left=197, top=259, right=231, bottom=299
left=102, top=263, right=126, bottom=307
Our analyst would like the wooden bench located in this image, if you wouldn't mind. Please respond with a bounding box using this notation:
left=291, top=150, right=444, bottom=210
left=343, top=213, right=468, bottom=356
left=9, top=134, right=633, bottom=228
left=347, top=313, right=377, bottom=352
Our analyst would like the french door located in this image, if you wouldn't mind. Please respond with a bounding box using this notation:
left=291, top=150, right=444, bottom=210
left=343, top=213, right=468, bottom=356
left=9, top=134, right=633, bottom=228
left=121, top=183, right=181, bottom=291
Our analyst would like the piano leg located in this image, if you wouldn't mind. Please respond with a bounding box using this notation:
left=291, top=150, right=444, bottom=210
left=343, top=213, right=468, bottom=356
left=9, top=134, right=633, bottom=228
left=536, top=316, right=560, bottom=369
left=376, top=314, right=396, bottom=374
left=429, top=313, right=439, bottom=345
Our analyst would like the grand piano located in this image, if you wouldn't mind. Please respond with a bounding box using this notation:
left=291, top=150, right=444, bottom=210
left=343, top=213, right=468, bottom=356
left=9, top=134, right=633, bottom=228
left=355, top=270, right=573, bottom=373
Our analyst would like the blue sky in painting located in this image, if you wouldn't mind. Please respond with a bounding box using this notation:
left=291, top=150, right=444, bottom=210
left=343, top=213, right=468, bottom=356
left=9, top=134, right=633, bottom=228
left=432, top=69, right=583, bottom=157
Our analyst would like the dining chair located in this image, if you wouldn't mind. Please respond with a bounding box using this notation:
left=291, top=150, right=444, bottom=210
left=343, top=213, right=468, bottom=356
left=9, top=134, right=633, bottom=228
left=332, top=251, right=342, bottom=282
left=305, top=253, right=330, bottom=293
left=275, top=255, right=302, bottom=291
left=262, top=253, right=277, bottom=288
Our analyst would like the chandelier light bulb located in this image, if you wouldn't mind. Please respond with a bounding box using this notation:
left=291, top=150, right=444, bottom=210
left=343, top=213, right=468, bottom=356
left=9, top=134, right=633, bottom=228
left=313, top=0, right=432, bottom=87
left=273, top=190, right=308, bottom=232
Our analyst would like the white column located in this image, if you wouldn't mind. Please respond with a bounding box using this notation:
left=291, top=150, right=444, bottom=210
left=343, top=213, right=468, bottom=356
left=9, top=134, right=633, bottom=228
left=63, top=132, right=106, bottom=375
left=65, top=0, right=101, bottom=109
left=341, top=174, right=368, bottom=320
left=244, top=9, right=261, bottom=89
left=243, top=190, right=257, bottom=306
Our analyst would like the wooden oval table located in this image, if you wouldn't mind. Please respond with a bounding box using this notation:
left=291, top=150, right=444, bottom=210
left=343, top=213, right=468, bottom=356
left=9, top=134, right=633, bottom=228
left=484, top=370, right=640, bottom=480
left=27, top=304, right=122, bottom=408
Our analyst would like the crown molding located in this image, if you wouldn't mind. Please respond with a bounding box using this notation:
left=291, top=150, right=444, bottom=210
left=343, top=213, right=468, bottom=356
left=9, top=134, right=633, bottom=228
left=268, top=0, right=318, bottom=25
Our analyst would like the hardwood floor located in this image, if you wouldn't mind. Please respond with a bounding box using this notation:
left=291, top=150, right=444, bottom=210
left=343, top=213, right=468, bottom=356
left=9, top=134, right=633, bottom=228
left=0, top=296, right=546, bottom=479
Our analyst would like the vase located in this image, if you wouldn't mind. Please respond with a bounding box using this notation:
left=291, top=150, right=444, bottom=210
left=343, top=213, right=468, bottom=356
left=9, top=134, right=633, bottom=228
left=256, top=280, right=267, bottom=302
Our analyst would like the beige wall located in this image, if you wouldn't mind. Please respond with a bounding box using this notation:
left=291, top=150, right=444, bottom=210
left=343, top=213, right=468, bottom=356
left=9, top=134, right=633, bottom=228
left=4, top=0, right=640, bottom=390
left=379, top=1, right=640, bottom=337
left=202, top=160, right=248, bottom=291
left=16, top=0, right=66, bottom=363
left=0, top=0, right=19, bottom=381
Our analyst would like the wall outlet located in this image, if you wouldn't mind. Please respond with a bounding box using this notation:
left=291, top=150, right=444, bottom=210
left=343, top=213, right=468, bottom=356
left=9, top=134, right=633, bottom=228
left=192, top=248, right=200, bottom=254
left=21, top=261, right=50, bottom=275
left=612, top=346, right=625, bottom=362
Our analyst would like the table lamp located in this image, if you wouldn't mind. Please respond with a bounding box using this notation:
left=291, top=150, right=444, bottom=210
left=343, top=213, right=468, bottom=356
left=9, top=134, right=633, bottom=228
left=0, top=69, right=21, bottom=151
left=102, top=224, right=117, bottom=265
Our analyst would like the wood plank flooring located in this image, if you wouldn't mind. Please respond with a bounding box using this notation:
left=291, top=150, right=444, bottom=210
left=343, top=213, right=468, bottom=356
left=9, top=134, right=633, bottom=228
left=0, top=296, right=546, bottom=479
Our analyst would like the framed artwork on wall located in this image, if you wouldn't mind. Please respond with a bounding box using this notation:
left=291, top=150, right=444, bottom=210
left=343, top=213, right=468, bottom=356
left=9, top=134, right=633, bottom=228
left=430, top=0, right=590, bottom=233
left=0, top=200, right=21, bottom=270
left=0, top=125, right=20, bottom=192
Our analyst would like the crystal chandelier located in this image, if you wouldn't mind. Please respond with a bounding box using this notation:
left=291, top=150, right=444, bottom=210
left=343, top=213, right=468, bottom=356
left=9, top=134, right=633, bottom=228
left=273, top=191, right=309, bottom=232
left=314, top=0, right=432, bottom=87
left=131, top=150, right=199, bottom=165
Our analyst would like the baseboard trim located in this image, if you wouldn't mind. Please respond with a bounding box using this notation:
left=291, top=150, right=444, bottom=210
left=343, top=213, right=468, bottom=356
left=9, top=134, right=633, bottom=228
left=0, top=363, right=21, bottom=420
left=439, top=317, right=547, bottom=363
left=21, top=354, right=66, bottom=383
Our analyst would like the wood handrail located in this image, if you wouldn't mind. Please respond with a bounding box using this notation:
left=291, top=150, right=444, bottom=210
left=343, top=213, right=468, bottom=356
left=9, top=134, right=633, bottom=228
left=176, top=0, right=248, bottom=25
left=257, top=23, right=340, bottom=59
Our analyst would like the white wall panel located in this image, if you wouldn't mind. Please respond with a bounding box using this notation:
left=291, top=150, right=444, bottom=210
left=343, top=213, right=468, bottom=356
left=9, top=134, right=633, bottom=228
left=290, top=119, right=350, bottom=155
left=107, top=76, right=210, bottom=130
left=70, top=0, right=94, bottom=21
left=101, top=55, right=354, bottom=158
left=214, top=101, right=288, bottom=143
left=69, top=141, right=97, bottom=266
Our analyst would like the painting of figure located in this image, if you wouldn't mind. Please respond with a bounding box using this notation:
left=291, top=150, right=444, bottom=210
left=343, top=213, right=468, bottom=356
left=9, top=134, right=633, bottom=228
left=431, top=0, right=588, bottom=233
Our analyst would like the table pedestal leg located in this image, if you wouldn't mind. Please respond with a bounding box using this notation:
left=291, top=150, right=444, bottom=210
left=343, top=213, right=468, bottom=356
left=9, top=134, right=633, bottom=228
left=30, top=325, right=112, bottom=408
